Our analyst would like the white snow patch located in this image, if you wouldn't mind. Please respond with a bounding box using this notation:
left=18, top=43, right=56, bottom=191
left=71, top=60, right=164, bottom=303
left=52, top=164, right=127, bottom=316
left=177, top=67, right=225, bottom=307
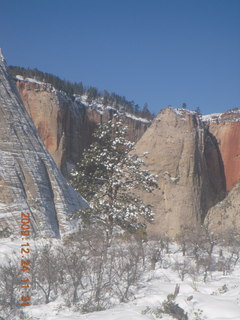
left=202, top=113, right=223, bottom=122
left=15, top=75, right=46, bottom=85
left=202, top=110, right=240, bottom=123
left=125, top=112, right=150, bottom=123
left=15, top=75, right=24, bottom=81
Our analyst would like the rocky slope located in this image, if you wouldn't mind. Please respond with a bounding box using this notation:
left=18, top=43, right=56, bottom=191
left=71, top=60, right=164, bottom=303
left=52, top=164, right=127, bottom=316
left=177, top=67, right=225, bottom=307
left=0, top=51, right=87, bottom=238
left=15, top=78, right=150, bottom=176
left=134, top=108, right=226, bottom=237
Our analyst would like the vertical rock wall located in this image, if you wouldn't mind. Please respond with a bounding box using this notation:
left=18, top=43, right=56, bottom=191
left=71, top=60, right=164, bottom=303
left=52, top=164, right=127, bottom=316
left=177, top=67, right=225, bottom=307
left=16, top=80, right=150, bottom=176
left=203, top=111, right=240, bottom=234
left=134, top=108, right=226, bottom=237
left=204, top=112, right=240, bottom=191
left=0, top=53, right=87, bottom=238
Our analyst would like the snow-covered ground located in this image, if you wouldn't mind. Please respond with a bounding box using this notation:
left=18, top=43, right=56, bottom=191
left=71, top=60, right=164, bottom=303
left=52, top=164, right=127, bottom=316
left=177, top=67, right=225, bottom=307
left=1, top=238, right=240, bottom=320
left=27, top=268, right=240, bottom=320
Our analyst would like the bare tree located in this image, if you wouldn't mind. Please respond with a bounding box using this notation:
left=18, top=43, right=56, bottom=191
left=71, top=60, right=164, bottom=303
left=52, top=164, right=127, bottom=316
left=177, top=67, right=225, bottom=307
left=0, top=257, right=21, bottom=314
left=110, top=242, right=144, bottom=302
left=34, top=243, right=59, bottom=304
left=58, top=245, right=86, bottom=304
left=173, top=258, right=195, bottom=281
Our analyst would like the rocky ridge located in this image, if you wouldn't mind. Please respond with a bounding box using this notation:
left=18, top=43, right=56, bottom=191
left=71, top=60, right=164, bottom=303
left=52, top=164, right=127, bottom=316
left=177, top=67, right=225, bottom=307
left=0, top=51, right=87, bottom=238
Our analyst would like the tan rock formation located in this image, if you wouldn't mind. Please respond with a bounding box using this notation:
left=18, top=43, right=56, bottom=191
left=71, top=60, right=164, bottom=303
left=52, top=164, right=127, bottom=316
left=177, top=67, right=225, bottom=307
left=206, top=183, right=240, bottom=235
left=15, top=80, right=149, bottom=176
left=134, top=108, right=226, bottom=237
left=0, top=53, right=87, bottom=238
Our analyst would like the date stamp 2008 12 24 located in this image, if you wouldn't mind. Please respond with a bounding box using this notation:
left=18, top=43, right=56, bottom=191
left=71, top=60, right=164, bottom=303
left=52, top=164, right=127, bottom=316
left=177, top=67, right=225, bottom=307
left=20, top=212, right=31, bottom=307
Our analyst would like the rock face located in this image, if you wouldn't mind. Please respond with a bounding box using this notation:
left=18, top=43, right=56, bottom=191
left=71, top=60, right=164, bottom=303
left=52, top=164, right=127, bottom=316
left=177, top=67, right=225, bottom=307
left=15, top=79, right=150, bottom=176
left=203, top=111, right=240, bottom=191
left=202, top=111, right=240, bottom=235
left=12, top=68, right=240, bottom=238
left=134, top=108, right=226, bottom=237
left=206, top=184, right=240, bottom=235
left=0, top=52, right=87, bottom=238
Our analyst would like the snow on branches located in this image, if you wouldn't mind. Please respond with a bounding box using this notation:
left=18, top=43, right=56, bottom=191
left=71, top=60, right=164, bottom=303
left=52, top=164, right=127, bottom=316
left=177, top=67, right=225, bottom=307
left=70, top=115, right=158, bottom=237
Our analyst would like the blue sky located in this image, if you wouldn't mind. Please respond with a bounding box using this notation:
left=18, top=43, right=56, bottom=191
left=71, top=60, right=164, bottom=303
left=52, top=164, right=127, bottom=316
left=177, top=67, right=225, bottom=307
left=0, top=0, right=239, bottom=114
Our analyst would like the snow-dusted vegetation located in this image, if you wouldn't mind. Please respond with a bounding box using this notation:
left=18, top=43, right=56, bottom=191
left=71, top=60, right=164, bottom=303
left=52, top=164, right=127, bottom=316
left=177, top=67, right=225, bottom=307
left=1, top=228, right=240, bottom=320
left=70, top=116, right=158, bottom=242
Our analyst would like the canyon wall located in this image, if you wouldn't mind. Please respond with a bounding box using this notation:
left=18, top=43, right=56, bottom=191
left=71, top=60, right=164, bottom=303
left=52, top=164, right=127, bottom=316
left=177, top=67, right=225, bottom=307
left=13, top=72, right=240, bottom=237
left=202, top=111, right=240, bottom=234
left=16, top=79, right=150, bottom=176
left=134, top=108, right=226, bottom=237
left=203, top=111, right=240, bottom=191
left=0, top=53, right=87, bottom=238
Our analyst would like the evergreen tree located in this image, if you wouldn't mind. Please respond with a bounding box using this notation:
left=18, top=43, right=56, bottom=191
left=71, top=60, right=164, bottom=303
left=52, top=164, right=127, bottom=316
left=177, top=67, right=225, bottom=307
left=195, top=106, right=201, bottom=115
left=134, top=104, right=140, bottom=115
left=70, top=115, right=158, bottom=241
left=141, top=103, right=152, bottom=119
left=103, top=90, right=110, bottom=107
left=182, top=103, right=187, bottom=109
left=87, top=86, right=99, bottom=103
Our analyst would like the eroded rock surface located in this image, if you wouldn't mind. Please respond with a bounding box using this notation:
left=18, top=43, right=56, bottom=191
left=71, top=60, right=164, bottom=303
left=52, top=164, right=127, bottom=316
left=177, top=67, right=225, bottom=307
left=203, top=111, right=240, bottom=191
left=16, top=79, right=150, bottom=176
left=0, top=52, right=87, bottom=238
left=13, top=66, right=240, bottom=237
left=134, top=108, right=226, bottom=237
left=206, top=183, right=240, bottom=235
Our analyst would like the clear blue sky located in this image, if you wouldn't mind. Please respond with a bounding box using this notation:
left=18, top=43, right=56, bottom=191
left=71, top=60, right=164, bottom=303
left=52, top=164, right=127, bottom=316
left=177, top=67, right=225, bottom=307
left=0, top=0, right=239, bottom=115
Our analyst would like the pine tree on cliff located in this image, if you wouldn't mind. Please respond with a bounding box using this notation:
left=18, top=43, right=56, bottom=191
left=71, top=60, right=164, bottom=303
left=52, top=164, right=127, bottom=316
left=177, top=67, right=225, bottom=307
left=182, top=103, right=187, bottom=109
left=70, top=115, right=158, bottom=241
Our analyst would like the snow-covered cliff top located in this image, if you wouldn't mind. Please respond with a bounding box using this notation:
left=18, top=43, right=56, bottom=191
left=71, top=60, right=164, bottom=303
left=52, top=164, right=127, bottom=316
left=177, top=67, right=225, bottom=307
left=15, top=76, right=151, bottom=124
left=202, top=109, right=240, bottom=123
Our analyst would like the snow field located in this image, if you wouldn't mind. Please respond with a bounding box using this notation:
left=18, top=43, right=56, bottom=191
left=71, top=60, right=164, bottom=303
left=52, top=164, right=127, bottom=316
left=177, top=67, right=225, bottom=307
left=0, top=237, right=240, bottom=319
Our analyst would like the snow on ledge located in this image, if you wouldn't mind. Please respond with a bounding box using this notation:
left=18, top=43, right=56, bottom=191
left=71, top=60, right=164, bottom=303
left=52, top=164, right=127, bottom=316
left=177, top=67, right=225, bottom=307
left=202, top=110, right=240, bottom=123
left=16, top=75, right=46, bottom=85
left=125, top=112, right=151, bottom=123
left=14, top=76, right=151, bottom=124
left=202, top=113, right=223, bottom=123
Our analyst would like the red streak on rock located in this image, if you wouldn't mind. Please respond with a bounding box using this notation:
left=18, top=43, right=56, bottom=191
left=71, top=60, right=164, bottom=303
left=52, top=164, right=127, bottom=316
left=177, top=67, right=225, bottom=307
left=209, top=122, right=240, bottom=191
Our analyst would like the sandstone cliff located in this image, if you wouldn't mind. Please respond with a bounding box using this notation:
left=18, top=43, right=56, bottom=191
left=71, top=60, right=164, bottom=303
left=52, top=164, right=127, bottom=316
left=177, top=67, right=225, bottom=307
left=15, top=78, right=150, bottom=176
left=202, top=111, right=240, bottom=234
left=13, top=69, right=240, bottom=238
left=0, top=52, right=87, bottom=238
left=203, top=110, right=240, bottom=191
left=134, top=108, right=226, bottom=237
